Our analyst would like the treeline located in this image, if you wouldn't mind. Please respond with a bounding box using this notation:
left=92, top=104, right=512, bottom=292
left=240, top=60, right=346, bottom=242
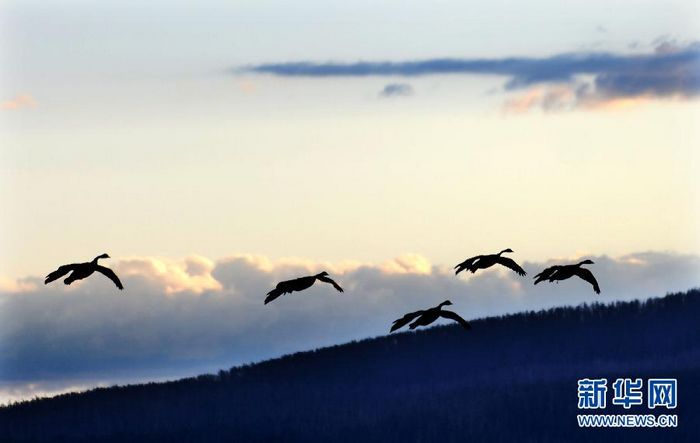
left=1, top=289, right=699, bottom=442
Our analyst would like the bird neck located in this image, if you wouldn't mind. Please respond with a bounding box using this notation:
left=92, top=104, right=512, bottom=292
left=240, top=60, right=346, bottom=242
left=92, top=256, right=104, bottom=264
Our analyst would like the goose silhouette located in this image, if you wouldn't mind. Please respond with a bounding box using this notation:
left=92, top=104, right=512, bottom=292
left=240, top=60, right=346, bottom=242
left=455, top=248, right=526, bottom=276
left=390, top=300, right=471, bottom=332
left=265, top=271, right=343, bottom=304
left=45, top=253, right=123, bottom=290
left=533, top=259, right=600, bottom=294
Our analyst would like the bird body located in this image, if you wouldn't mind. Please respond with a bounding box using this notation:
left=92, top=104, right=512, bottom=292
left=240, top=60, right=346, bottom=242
left=45, top=254, right=123, bottom=290
left=265, top=271, right=343, bottom=304
left=390, top=300, right=471, bottom=332
left=274, top=275, right=317, bottom=293
left=455, top=248, right=526, bottom=276
left=533, top=260, right=600, bottom=294
left=408, top=309, right=442, bottom=329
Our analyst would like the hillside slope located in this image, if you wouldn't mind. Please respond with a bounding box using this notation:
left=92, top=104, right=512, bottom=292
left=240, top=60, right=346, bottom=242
left=2, top=289, right=699, bottom=442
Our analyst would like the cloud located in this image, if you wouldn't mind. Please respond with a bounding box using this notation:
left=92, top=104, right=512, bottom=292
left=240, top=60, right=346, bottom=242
left=503, top=85, right=581, bottom=113
left=116, top=255, right=222, bottom=294
left=379, top=253, right=432, bottom=274
left=653, top=35, right=684, bottom=54
left=0, top=94, right=36, bottom=111
left=236, top=79, right=256, bottom=94
left=1, top=251, right=698, bottom=404
left=243, top=42, right=700, bottom=110
left=0, top=276, right=37, bottom=293
left=379, top=83, right=414, bottom=98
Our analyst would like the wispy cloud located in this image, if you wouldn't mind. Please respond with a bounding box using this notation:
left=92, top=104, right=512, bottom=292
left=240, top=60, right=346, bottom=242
left=502, top=85, right=581, bottom=113
left=1, top=250, right=698, bottom=404
left=0, top=94, right=36, bottom=111
left=379, top=83, right=414, bottom=98
left=243, top=42, right=700, bottom=110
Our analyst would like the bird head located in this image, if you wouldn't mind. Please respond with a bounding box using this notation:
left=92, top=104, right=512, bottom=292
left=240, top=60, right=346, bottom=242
left=439, top=300, right=453, bottom=308
left=93, top=253, right=110, bottom=262
left=578, top=259, right=594, bottom=266
left=315, top=271, right=329, bottom=277
left=499, top=248, right=514, bottom=255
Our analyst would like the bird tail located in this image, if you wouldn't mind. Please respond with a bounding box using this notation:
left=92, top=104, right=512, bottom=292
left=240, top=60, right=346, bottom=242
left=44, top=274, right=60, bottom=285
left=533, top=272, right=546, bottom=283
left=45, top=269, right=69, bottom=285
left=390, top=316, right=415, bottom=332
left=264, top=288, right=283, bottom=305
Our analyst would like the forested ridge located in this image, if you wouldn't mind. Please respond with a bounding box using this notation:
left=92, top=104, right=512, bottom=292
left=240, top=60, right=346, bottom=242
left=2, top=289, right=699, bottom=442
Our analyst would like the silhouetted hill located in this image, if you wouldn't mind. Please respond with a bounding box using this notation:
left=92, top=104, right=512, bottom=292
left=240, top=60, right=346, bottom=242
left=2, top=289, right=699, bottom=442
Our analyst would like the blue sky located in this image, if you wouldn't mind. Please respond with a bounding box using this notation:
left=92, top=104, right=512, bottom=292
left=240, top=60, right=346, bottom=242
left=1, top=0, right=699, bottom=403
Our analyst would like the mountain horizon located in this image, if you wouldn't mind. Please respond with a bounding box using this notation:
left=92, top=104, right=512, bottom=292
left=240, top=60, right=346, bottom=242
left=2, top=288, right=698, bottom=442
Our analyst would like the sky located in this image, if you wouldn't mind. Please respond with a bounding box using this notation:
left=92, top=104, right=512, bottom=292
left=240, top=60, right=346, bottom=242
left=1, top=0, right=699, bottom=404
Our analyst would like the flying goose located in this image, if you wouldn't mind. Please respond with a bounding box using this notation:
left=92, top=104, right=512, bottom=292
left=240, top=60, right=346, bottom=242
left=390, top=300, right=471, bottom=332
left=265, top=271, right=343, bottom=304
left=533, top=259, right=600, bottom=294
left=45, top=253, right=123, bottom=290
left=455, top=248, right=526, bottom=276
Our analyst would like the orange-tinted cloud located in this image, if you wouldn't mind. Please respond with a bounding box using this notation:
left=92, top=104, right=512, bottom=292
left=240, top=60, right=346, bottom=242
left=0, top=276, right=37, bottom=293
left=503, top=85, right=580, bottom=113
left=0, top=94, right=36, bottom=111
left=237, top=80, right=256, bottom=94
left=502, top=82, right=688, bottom=113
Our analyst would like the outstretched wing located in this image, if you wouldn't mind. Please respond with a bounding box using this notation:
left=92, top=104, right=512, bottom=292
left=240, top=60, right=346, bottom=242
left=45, top=264, right=77, bottom=285
left=95, top=265, right=124, bottom=290
left=574, top=268, right=601, bottom=294
left=454, top=255, right=481, bottom=275
left=390, top=310, right=424, bottom=332
left=495, top=257, right=527, bottom=276
left=439, top=310, right=472, bottom=330
left=317, top=275, right=344, bottom=292
left=533, top=265, right=559, bottom=284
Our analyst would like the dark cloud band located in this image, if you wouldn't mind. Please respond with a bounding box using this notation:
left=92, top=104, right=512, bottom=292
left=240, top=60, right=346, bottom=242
left=243, top=43, right=700, bottom=100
